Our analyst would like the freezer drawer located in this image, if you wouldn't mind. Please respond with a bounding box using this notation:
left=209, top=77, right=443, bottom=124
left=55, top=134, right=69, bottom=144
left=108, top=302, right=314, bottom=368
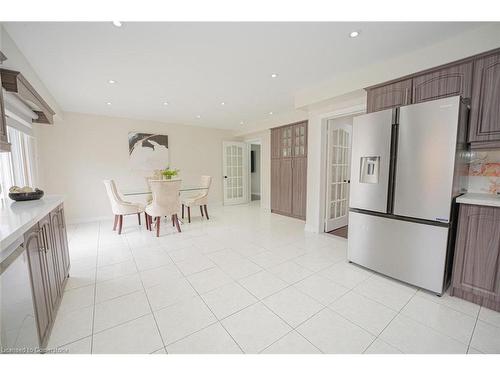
left=350, top=109, right=393, bottom=213
left=393, top=96, right=461, bottom=223
left=347, top=212, right=450, bottom=294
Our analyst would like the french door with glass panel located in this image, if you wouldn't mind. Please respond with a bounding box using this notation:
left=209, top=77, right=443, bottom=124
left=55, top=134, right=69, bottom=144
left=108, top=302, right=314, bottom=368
left=223, top=141, right=248, bottom=205
left=325, top=120, right=352, bottom=232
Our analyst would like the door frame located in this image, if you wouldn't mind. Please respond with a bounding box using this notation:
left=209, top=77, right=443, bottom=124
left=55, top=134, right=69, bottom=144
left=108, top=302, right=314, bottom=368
left=318, top=105, right=366, bottom=234
left=245, top=138, right=263, bottom=206
left=324, top=118, right=353, bottom=232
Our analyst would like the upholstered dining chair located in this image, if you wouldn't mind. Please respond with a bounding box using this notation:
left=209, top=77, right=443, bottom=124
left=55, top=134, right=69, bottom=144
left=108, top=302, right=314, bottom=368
left=145, top=179, right=182, bottom=237
left=144, top=176, right=153, bottom=204
left=103, top=179, right=145, bottom=234
left=181, top=175, right=212, bottom=223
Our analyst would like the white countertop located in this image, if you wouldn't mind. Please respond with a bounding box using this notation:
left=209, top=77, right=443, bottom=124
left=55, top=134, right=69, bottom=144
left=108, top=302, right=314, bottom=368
left=0, top=195, right=65, bottom=255
left=456, top=193, right=500, bottom=208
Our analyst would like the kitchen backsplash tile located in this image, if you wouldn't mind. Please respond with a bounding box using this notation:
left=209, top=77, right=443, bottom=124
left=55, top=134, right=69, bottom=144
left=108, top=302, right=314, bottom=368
left=468, top=150, right=500, bottom=194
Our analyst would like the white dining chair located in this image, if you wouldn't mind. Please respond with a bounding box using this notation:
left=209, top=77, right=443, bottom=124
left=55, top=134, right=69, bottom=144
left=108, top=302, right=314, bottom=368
left=181, top=175, right=212, bottom=223
left=103, top=179, right=145, bottom=234
left=145, top=179, right=182, bottom=237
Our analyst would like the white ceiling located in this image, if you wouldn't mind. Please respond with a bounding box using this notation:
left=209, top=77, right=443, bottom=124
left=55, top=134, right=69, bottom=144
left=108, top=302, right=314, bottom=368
left=3, top=22, right=483, bottom=129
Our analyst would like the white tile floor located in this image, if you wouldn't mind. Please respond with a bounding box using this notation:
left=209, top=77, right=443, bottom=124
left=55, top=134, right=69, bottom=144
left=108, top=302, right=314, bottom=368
left=48, top=202, right=500, bottom=354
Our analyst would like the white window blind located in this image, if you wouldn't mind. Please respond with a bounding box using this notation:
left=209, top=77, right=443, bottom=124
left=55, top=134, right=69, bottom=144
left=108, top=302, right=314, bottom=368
left=0, top=123, right=38, bottom=201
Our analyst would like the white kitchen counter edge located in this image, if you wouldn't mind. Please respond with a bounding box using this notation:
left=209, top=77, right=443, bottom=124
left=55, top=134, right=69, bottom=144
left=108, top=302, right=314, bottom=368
left=0, top=195, right=65, bottom=259
left=456, top=193, right=500, bottom=208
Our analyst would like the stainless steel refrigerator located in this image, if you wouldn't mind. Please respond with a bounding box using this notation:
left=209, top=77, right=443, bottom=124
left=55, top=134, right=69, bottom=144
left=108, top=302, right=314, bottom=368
left=347, top=95, right=469, bottom=295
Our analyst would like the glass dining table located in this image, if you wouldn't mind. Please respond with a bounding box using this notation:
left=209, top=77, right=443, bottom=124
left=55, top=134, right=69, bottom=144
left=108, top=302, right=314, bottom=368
left=123, top=186, right=208, bottom=196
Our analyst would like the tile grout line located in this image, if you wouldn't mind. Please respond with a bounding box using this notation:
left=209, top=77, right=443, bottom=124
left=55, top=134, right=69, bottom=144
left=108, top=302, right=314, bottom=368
left=466, top=306, right=481, bottom=353
left=124, top=229, right=170, bottom=354
left=89, top=220, right=101, bottom=354
left=162, top=241, right=246, bottom=353
left=362, top=287, right=419, bottom=354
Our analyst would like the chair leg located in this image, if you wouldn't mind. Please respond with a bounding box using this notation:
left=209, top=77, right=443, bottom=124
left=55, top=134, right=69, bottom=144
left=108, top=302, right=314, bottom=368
left=113, top=215, right=118, bottom=231
left=149, top=215, right=153, bottom=231
left=145, top=213, right=150, bottom=230
left=171, top=215, right=175, bottom=227
left=182, top=204, right=185, bottom=219
left=118, top=215, right=123, bottom=234
left=204, top=205, right=209, bottom=220
left=137, top=213, right=141, bottom=226
left=174, top=214, right=182, bottom=233
left=156, top=217, right=160, bottom=237
left=200, top=206, right=204, bottom=217
left=187, top=206, right=191, bottom=223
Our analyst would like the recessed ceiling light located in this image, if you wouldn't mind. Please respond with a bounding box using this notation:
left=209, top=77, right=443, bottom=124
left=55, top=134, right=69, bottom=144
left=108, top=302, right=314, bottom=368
left=196, top=115, right=201, bottom=119
left=349, top=31, right=360, bottom=38
left=108, top=80, right=116, bottom=84
left=271, top=73, right=278, bottom=78
left=112, top=21, right=122, bottom=27
left=269, top=111, right=273, bottom=115
left=221, top=102, right=225, bottom=106
left=163, top=102, right=169, bottom=106
left=106, top=102, right=112, bottom=106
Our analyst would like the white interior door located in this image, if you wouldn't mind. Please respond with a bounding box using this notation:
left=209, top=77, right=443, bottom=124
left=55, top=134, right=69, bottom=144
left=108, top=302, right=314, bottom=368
left=325, top=119, right=352, bottom=232
left=223, top=141, right=249, bottom=205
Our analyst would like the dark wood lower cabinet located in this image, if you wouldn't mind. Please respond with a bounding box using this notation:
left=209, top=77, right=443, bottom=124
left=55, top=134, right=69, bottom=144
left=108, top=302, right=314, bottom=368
left=291, top=157, right=307, bottom=219
left=24, top=226, right=52, bottom=346
left=450, top=204, right=500, bottom=312
left=25, top=204, right=71, bottom=348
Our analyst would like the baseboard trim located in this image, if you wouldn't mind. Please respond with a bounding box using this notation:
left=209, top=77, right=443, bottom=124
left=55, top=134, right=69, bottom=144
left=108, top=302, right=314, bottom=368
left=304, top=224, right=320, bottom=233
left=67, top=215, right=110, bottom=225
left=67, top=201, right=224, bottom=225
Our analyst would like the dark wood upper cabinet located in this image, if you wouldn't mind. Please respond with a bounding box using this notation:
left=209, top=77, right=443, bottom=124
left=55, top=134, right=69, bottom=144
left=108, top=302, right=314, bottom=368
left=468, top=53, right=500, bottom=144
left=450, top=204, right=500, bottom=312
left=366, top=78, right=412, bottom=113
left=271, top=128, right=281, bottom=159
left=280, top=126, right=293, bottom=158
left=293, top=122, right=307, bottom=157
left=365, top=47, right=500, bottom=148
left=412, top=62, right=473, bottom=104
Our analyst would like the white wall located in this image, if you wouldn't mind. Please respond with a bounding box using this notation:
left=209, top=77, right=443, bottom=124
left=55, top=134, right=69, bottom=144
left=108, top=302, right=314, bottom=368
left=34, top=112, right=235, bottom=222
left=0, top=25, right=62, bottom=118
left=295, top=23, right=500, bottom=109
left=251, top=144, right=261, bottom=197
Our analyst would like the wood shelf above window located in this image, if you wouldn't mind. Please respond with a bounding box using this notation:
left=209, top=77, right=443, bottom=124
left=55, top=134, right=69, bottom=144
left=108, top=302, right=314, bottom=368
left=0, top=68, right=55, bottom=124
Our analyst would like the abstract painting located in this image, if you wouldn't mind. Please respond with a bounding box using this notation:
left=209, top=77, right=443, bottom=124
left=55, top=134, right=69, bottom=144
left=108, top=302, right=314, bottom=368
left=128, top=132, right=169, bottom=171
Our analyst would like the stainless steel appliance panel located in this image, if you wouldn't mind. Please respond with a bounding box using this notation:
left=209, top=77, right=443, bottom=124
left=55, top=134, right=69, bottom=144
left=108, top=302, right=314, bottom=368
left=393, top=96, right=461, bottom=223
left=347, top=212, right=450, bottom=294
left=349, top=109, right=393, bottom=213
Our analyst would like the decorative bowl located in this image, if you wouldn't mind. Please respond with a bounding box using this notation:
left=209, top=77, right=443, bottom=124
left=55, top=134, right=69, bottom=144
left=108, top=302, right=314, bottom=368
left=9, top=189, right=44, bottom=201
